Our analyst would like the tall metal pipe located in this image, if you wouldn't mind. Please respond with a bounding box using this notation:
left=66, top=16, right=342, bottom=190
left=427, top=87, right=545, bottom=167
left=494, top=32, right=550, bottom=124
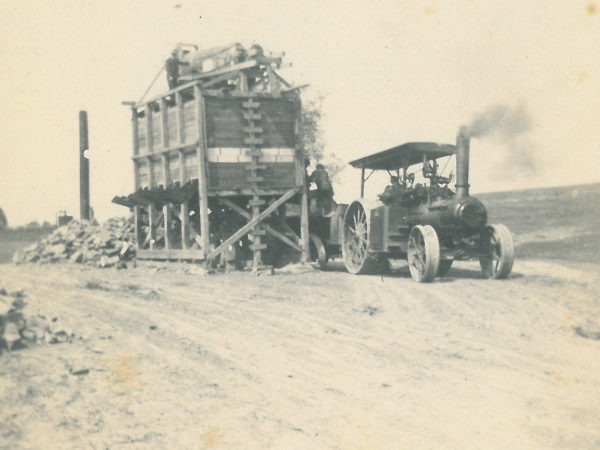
left=79, top=111, right=90, bottom=220
left=455, top=126, right=470, bottom=200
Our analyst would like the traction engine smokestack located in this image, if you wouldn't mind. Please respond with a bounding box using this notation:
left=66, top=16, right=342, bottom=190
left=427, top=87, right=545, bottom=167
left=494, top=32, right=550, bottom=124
left=456, top=127, right=470, bottom=200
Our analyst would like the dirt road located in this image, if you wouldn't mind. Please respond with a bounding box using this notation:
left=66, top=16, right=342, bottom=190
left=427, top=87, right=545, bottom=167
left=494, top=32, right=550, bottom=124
left=1, top=258, right=599, bottom=449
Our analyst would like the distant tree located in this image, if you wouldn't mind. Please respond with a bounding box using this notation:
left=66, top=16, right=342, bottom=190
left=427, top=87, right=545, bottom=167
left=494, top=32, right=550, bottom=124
left=0, top=207, right=6, bottom=231
left=26, top=221, right=40, bottom=229
left=301, top=95, right=344, bottom=180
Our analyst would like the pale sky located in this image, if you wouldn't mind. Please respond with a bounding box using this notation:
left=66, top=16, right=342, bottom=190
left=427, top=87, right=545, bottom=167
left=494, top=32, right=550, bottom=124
left=1, top=0, right=598, bottom=226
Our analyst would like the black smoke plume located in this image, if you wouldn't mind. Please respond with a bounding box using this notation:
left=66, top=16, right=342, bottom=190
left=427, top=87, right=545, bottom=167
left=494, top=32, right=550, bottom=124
left=462, top=103, right=537, bottom=176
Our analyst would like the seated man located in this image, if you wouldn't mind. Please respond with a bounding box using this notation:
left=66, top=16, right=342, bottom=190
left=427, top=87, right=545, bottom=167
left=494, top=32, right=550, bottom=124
left=383, top=176, right=402, bottom=196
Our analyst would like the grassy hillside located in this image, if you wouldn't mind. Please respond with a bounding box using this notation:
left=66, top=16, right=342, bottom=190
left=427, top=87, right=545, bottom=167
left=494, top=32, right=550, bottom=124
left=478, top=183, right=600, bottom=263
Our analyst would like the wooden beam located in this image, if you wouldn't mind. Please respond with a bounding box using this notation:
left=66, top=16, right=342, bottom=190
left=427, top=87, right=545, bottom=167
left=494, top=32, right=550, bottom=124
left=163, top=203, right=171, bottom=249
left=111, top=196, right=135, bottom=208
left=148, top=204, right=157, bottom=250
left=180, top=201, right=189, bottom=249
left=137, top=249, right=205, bottom=261
left=176, top=91, right=185, bottom=145
left=134, top=205, right=144, bottom=250
left=360, top=166, right=366, bottom=198
left=160, top=98, right=169, bottom=150
left=129, top=191, right=152, bottom=206
left=196, top=59, right=259, bottom=79
left=145, top=105, right=153, bottom=155
left=300, top=185, right=310, bottom=262
left=133, top=159, right=140, bottom=190
left=195, top=85, right=210, bottom=252
left=266, top=66, right=280, bottom=96
left=131, top=108, right=139, bottom=157
left=202, top=71, right=240, bottom=89
left=161, top=154, right=169, bottom=186
left=239, top=72, right=248, bottom=93
left=146, top=156, right=155, bottom=188
left=178, top=149, right=186, bottom=183
left=274, top=72, right=292, bottom=88
left=294, top=97, right=310, bottom=262
left=218, top=198, right=302, bottom=252
left=282, top=83, right=310, bottom=93
left=135, top=79, right=200, bottom=109
left=207, top=187, right=300, bottom=260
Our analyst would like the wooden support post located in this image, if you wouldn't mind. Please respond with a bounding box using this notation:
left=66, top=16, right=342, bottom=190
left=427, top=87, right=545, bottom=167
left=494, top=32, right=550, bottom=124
left=251, top=196, right=262, bottom=270
left=266, top=66, right=280, bottom=96
left=160, top=98, right=169, bottom=150
left=300, top=184, right=310, bottom=262
left=360, top=166, right=365, bottom=198
left=148, top=203, right=157, bottom=250
left=134, top=205, right=144, bottom=250
left=178, top=149, right=186, bottom=183
left=131, top=107, right=139, bottom=157
left=239, top=72, right=248, bottom=93
left=161, top=154, right=169, bottom=187
left=195, top=85, right=210, bottom=253
left=294, top=97, right=310, bottom=263
left=163, top=203, right=171, bottom=249
left=145, top=104, right=153, bottom=155
left=180, top=201, right=189, bottom=249
left=147, top=156, right=154, bottom=188
left=133, top=160, right=140, bottom=192
left=176, top=91, right=185, bottom=145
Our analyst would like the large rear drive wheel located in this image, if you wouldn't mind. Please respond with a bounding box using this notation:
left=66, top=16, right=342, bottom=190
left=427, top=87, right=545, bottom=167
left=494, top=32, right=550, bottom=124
left=342, top=202, right=376, bottom=274
left=407, top=225, right=440, bottom=282
left=479, top=224, right=514, bottom=279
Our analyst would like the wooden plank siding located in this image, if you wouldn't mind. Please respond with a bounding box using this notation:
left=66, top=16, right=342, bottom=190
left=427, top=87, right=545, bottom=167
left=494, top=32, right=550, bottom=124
left=132, top=87, right=301, bottom=195
left=204, top=97, right=296, bottom=149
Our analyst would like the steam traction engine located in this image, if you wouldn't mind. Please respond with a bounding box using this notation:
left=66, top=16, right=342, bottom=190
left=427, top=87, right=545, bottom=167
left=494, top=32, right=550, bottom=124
left=113, top=43, right=311, bottom=271
left=313, top=131, right=515, bottom=282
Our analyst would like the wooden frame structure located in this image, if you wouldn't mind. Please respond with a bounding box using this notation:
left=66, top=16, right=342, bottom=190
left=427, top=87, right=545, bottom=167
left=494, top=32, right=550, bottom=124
left=114, top=51, right=310, bottom=271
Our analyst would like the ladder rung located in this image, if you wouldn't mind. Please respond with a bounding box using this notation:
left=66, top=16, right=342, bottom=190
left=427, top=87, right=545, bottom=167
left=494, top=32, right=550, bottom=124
left=245, top=149, right=263, bottom=157
left=245, top=164, right=267, bottom=171
left=250, top=243, right=267, bottom=250
left=243, top=126, right=263, bottom=134
left=247, top=176, right=264, bottom=183
left=248, top=198, right=265, bottom=207
left=242, top=100, right=260, bottom=109
left=244, top=137, right=263, bottom=145
left=243, top=112, right=261, bottom=120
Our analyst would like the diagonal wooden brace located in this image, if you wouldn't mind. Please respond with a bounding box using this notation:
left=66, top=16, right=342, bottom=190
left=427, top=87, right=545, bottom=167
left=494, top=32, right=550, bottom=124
left=207, top=188, right=300, bottom=260
left=218, top=198, right=302, bottom=252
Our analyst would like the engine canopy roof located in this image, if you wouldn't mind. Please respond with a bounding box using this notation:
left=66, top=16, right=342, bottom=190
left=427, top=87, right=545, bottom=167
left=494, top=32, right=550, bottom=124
left=349, top=142, right=456, bottom=170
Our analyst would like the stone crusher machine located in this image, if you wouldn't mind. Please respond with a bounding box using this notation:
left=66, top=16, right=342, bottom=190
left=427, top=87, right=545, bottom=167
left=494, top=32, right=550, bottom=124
left=308, top=131, right=515, bottom=282
left=113, top=43, right=311, bottom=271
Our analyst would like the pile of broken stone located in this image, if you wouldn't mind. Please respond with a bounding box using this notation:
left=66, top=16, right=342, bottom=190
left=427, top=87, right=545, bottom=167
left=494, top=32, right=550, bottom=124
left=12, top=217, right=136, bottom=268
left=0, top=287, right=73, bottom=353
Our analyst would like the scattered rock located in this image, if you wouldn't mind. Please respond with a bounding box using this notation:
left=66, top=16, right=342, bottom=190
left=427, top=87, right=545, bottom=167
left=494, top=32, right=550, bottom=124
left=2, top=322, right=21, bottom=350
left=362, top=305, right=379, bottom=316
left=574, top=326, right=600, bottom=341
left=12, top=217, right=136, bottom=268
left=49, top=330, right=74, bottom=344
left=70, top=368, right=90, bottom=376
